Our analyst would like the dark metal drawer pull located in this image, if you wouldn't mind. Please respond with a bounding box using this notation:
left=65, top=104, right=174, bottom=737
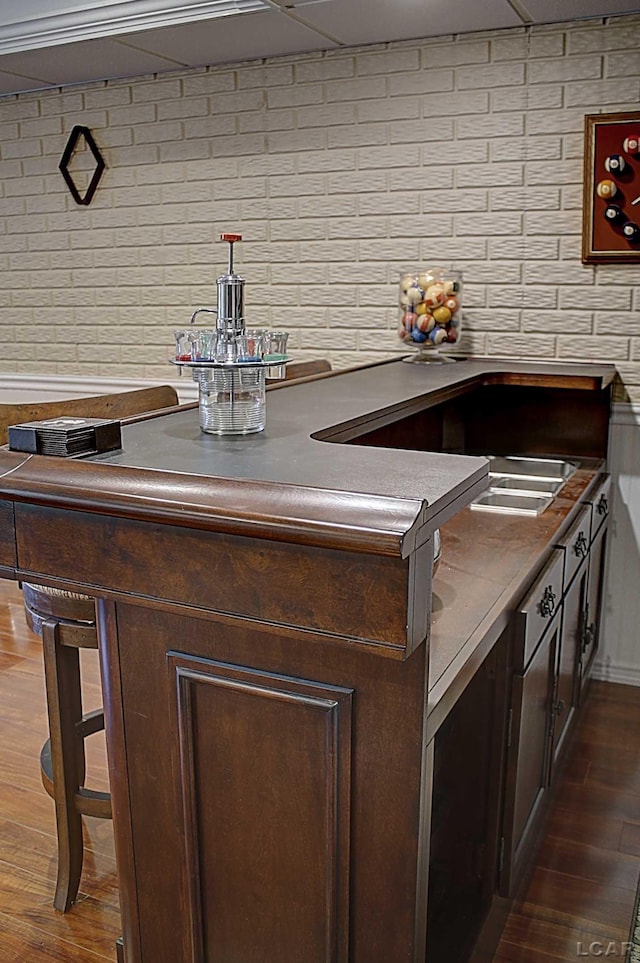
left=597, top=493, right=609, bottom=517
left=539, top=585, right=556, bottom=618
left=583, top=621, right=596, bottom=649
left=573, top=531, right=588, bottom=558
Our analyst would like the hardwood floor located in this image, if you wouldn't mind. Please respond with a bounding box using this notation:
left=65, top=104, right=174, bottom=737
left=0, top=576, right=638, bottom=962
left=0, top=578, right=119, bottom=962
left=492, top=680, right=640, bottom=962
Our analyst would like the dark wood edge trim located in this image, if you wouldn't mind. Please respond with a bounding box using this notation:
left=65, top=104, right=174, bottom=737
left=582, top=113, right=598, bottom=265
left=469, top=359, right=616, bottom=389
left=96, top=599, right=142, bottom=963
left=0, top=456, right=427, bottom=558
left=481, top=371, right=608, bottom=391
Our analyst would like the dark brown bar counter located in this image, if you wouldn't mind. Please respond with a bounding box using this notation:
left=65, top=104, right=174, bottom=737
left=0, top=357, right=616, bottom=963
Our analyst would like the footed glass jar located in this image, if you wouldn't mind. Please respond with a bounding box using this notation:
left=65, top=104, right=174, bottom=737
left=398, top=268, right=463, bottom=361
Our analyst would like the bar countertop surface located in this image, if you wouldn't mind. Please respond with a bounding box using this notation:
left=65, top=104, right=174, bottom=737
left=0, top=356, right=614, bottom=556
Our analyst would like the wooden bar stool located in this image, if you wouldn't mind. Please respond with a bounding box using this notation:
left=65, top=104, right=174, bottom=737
left=0, top=386, right=181, bottom=913
left=22, top=582, right=112, bottom=913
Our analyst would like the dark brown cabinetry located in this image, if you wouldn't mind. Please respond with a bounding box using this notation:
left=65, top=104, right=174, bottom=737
left=501, top=553, right=563, bottom=894
left=553, top=553, right=585, bottom=769
left=500, top=477, right=610, bottom=898
left=550, top=505, right=592, bottom=776
left=580, top=477, right=611, bottom=698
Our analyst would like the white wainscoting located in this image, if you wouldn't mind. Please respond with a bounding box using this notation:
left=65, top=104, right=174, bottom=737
left=596, top=404, right=640, bottom=687
left=0, top=373, right=198, bottom=404
left=0, top=374, right=636, bottom=684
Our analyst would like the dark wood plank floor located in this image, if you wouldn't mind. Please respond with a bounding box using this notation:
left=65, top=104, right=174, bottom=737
left=0, top=577, right=638, bottom=962
left=492, top=678, right=640, bottom=961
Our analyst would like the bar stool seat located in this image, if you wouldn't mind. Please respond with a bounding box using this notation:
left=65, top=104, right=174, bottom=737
left=22, top=582, right=112, bottom=913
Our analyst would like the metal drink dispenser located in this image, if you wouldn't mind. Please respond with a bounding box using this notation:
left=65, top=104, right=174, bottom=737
left=171, top=234, right=290, bottom=435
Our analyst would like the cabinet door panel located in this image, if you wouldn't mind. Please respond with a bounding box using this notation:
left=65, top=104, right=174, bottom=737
left=501, top=615, right=558, bottom=895
left=427, top=634, right=509, bottom=963
left=588, top=474, right=611, bottom=541
left=551, top=563, right=586, bottom=775
left=169, top=653, right=353, bottom=963
left=580, top=521, right=608, bottom=698
left=560, top=504, right=592, bottom=590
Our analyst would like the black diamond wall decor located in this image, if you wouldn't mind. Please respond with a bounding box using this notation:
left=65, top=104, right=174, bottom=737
left=59, top=125, right=106, bottom=206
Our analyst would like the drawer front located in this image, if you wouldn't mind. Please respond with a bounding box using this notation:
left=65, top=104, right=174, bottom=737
left=558, top=504, right=592, bottom=589
left=516, top=548, right=564, bottom=672
left=586, top=474, right=611, bottom=540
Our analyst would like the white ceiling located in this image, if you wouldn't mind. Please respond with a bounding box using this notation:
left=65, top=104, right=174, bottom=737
left=0, top=0, right=640, bottom=96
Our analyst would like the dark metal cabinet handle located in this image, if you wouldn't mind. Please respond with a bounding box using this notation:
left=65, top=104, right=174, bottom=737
left=597, top=493, right=609, bottom=517
left=539, top=585, right=556, bottom=618
left=554, top=699, right=566, bottom=716
left=583, top=621, right=596, bottom=649
left=573, top=531, right=588, bottom=558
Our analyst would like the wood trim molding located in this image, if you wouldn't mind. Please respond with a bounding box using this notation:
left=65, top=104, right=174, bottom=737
left=4, top=456, right=431, bottom=558
left=0, top=0, right=269, bottom=55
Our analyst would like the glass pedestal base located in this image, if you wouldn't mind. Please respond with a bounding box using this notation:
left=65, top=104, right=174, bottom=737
left=402, top=348, right=459, bottom=364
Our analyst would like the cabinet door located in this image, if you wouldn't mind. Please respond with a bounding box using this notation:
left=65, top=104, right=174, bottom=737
left=427, top=634, right=509, bottom=963
left=501, top=612, right=559, bottom=896
left=589, top=474, right=611, bottom=541
left=580, top=520, right=608, bottom=699
left=550, top=560, right=587, bottom=776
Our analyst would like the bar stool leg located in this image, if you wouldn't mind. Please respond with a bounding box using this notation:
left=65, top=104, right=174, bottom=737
left=41, top=617, right=86, bottom=913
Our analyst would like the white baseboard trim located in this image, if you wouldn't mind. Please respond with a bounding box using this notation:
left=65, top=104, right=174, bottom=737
left=0, top=372, right=198, bottom=404
left=591, top=659, right=640, bottom=687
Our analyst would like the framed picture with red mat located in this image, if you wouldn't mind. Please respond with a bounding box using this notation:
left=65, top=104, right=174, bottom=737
left=582, top=110, right=640, bottom=264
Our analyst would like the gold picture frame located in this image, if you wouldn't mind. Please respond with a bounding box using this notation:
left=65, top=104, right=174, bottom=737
left=582, top=110, right=640, bottom=264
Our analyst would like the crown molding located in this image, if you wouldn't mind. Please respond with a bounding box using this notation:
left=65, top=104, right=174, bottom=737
left=0, top=0, right=270, bottom=55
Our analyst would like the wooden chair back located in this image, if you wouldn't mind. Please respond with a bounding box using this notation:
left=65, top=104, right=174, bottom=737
left=0, top=384, right=180, bottom=446
left=268, top=359, right=332, bottom=383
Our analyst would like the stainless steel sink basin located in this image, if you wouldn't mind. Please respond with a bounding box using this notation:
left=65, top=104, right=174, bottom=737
left=489, top=476, right=564, bottom=496
left=470, top=491, right=553, bottom=516
left=488, top=456, right=577, bottom=482
left=470, top=455, right=577, bottom=515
